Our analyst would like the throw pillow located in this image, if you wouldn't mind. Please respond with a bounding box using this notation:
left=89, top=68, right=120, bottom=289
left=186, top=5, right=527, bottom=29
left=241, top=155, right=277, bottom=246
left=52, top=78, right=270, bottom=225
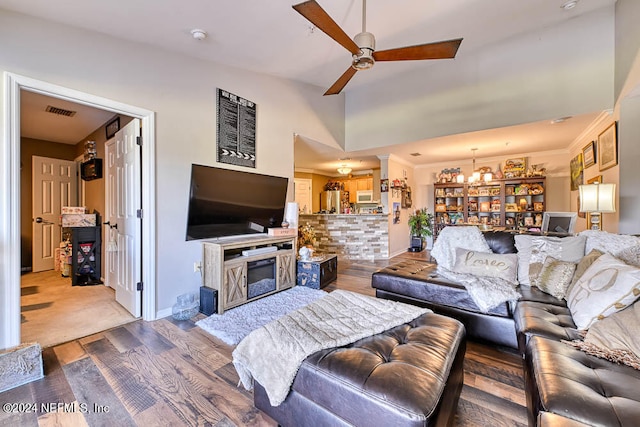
left=564, top=301, right=640, bottom=370
left=514, top=235, right=534, bottom=286
left=532, top=256, right=576, bottom=299
left=579, top=230, right=640, bottom=258
left=566, top=253, right=640, bottom=330
left=514, top=235, right=586, bottom=286
left=569, top=249, right=604, bottom=291
left=452, top=248, right=518, bottom=282
left=617, top=244, right=640, bottom=268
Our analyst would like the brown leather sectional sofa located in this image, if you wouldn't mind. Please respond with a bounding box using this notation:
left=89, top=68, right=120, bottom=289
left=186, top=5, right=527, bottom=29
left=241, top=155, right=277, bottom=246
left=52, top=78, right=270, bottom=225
left=372, top=231, right=640, bottom=426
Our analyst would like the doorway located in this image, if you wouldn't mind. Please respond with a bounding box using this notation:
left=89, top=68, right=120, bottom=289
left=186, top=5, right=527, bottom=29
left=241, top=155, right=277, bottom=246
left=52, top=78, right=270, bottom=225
left=1, top=72, right=157, bottom=350
left=294, top=178, right=313, bottom=214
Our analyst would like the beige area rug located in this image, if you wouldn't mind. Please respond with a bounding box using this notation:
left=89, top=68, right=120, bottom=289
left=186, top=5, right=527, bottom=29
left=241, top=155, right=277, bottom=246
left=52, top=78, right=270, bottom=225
left=21, top=270, right=136, bottom=348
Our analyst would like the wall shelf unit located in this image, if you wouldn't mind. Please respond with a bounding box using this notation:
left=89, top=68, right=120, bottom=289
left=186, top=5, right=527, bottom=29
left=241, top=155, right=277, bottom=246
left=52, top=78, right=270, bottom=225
left=434, top=177, right=546, bottom=238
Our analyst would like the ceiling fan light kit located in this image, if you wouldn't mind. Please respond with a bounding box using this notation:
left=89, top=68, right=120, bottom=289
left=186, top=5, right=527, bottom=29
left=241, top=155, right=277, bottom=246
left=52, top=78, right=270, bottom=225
left=293, top=0, right=463, bottom=95
left=352, top=32, right=375, bottom=70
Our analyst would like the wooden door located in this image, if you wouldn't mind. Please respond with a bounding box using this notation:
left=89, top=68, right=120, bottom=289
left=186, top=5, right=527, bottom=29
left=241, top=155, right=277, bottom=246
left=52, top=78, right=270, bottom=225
left=294, top=178, right=313, bottom=214
left=107, top=119, right=142, bottom=317
left=32, top=156, right=76, bottom=272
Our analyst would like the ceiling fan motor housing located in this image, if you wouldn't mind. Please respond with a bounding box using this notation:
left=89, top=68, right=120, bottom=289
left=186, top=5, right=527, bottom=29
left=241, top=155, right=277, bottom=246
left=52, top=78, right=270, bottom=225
left=352, top=32, right=375, bottom=70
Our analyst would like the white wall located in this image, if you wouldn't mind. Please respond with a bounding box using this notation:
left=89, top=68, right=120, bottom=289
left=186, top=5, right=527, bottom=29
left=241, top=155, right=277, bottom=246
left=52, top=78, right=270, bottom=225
left=383, top=155, right=415, bottom=256
left=345, top=7, right=615, bottom=152
left=0, top=10, right=344, bottom=316
left=618, top=94, right=640, bottom=234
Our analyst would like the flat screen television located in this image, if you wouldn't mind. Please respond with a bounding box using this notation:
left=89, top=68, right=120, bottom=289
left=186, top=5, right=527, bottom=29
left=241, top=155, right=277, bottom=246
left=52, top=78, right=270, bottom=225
left=186, top=164, right=289, bottom=240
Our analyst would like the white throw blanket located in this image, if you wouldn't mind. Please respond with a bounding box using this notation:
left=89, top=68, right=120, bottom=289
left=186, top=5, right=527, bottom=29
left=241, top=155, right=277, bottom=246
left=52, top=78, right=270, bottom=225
left=431, top=226, right=492, bottom=270
left=436, top=267, right=521, bottom=312
left=232, top=290, right=430, bottom=406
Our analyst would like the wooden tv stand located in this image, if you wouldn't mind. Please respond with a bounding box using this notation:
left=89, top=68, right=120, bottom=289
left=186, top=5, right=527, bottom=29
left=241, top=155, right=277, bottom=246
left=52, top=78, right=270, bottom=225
left=202, top=234, right=297, bottom=314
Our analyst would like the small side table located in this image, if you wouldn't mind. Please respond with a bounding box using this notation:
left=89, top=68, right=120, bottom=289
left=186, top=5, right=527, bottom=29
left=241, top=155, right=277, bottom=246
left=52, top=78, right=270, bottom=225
left=297, top=254, right=338, bottom=289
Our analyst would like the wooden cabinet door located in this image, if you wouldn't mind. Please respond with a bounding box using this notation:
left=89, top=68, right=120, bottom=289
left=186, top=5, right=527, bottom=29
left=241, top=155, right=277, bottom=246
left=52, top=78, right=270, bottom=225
left=277, top=251, right=296, bottom=290
left=347, top=180, right=357, bottom=203
left=223, top=262, right=246, bottom=310
left=356, top=178, right=370, bottom=191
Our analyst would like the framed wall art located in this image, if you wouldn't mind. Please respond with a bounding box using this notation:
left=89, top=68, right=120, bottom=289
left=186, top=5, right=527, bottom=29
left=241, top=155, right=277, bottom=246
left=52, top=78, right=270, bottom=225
left=105, top=117, right=120, bottom=139
left=598, top=122, right=618, bottom=171
left=582, top=141, right=596, bottom=168
left=569, top=152, right=583, bottom=191
left=503, top=157, right=526, bottom=178
left=216, top=88, right=257, bottom=168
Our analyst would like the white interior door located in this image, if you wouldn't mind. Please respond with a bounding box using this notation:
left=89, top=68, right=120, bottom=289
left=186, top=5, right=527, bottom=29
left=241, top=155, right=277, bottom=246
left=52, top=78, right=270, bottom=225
left=32, top=156, right=76, bottom=273
left=294, top=178, right=313, bottom=214
left=105, top=119, right=142, bottom=317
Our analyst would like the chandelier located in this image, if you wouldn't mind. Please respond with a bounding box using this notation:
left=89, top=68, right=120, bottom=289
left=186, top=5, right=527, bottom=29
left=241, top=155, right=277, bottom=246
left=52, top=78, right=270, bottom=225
left=457, top=148, right=492, bottom=184
left=337, top=165, right=352, bottom=175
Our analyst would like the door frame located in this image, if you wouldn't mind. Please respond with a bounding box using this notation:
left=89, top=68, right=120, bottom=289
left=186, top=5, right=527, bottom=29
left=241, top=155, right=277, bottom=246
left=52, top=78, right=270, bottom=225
left=1, top=72, right=157, bottom=350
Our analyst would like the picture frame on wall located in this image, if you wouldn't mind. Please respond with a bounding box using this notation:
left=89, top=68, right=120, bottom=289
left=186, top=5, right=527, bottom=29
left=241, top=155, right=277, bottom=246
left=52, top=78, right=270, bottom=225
left=582, top=141, right=596, bottom=168
left=569, top=152, right=583, bottom=191
left=598, top=122, right=618, bottom=171
left=105, top=117, right=120, bottom=139
left=503, top=157, right=526, bottom=178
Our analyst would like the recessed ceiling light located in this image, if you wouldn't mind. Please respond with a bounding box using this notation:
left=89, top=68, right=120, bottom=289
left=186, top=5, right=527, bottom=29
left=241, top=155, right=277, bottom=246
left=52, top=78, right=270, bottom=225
left=551, top=116, right=572, bottom=124
left=561, top=1, right=579, bottom=10
left=409, top=152, right=421, bottom=157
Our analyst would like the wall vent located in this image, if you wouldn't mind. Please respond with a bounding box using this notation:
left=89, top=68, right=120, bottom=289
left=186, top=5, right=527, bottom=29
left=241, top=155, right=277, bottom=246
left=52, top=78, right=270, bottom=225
left=45, top=105, right=77, bottom=117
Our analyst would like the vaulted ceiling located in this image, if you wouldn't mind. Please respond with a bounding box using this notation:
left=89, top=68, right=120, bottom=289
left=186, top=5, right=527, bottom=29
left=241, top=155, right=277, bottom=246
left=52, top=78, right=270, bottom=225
left=3, top=0, right=617, bottom=174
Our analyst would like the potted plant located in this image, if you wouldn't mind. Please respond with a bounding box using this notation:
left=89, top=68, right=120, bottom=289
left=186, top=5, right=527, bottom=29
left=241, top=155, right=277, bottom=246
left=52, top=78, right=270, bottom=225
left=408, top=208, right=434, bottom=252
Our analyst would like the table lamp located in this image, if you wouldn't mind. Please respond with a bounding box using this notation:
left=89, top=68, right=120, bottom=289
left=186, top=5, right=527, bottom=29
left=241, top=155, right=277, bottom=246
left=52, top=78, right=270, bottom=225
left=579, top=183, right=616, bottom=230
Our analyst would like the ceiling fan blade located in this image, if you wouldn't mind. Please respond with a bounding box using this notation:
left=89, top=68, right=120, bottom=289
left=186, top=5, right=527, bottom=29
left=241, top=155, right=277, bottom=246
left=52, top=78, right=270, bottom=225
left=373, top=38, right=463, bottom=62
left=293, top=1, right=361, bottom=55
left=324, top=67, right=358, bottom=96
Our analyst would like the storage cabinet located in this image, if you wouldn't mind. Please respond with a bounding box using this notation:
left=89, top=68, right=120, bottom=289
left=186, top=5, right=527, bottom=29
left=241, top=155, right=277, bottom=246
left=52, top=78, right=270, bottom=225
left=434, top=177, right=545, bottom=238
left=297, top=254, right=338, bottom=289
left=202, top=235, right=297, bottom=313
left=334, top=176, right=373, bottom=203
left=70, top=226, right=102, bottom=286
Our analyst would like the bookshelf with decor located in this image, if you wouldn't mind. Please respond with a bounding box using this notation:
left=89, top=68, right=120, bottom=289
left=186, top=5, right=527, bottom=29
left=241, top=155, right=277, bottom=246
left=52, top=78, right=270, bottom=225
left=434, top=177, right=546, bottom=239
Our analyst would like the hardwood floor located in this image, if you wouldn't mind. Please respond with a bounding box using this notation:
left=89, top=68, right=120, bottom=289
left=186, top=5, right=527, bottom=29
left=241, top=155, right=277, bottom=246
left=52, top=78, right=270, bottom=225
left=1, top=252, right=527, bottom=426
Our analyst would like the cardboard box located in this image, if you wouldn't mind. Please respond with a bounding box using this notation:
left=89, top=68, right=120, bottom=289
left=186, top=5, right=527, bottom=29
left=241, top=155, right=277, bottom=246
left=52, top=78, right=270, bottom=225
left=61, top=206, right=86, bottom=214
left=62, top=213, right=96, bottom=227
left=267, top=227, right=297, bottom=237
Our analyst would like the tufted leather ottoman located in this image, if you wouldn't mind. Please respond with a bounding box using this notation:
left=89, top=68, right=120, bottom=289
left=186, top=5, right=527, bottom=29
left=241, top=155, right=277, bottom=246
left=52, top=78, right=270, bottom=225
left=524, top=336, right=640, bottom=426
left=254, top=312, right=466, bottom=427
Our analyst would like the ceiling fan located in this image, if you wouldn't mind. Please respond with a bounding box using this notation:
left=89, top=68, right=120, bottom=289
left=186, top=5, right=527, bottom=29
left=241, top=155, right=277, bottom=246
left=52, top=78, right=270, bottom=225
left=292, top=0, right=463, bottom=96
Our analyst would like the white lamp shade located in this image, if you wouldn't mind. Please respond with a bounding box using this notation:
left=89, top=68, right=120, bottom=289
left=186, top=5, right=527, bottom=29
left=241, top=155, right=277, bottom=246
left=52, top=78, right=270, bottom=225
left=579, top=183, right=616, bottom=213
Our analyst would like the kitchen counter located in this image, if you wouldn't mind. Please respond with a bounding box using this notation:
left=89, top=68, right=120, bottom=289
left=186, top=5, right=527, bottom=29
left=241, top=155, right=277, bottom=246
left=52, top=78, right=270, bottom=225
left=299, top=214, right=389, bottom=260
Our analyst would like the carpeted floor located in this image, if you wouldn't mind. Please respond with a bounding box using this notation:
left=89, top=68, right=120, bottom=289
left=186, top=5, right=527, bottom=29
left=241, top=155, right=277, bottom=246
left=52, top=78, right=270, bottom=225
left=196, top=286, right=327, bottom=345
left=21, top=270, right=136, bottom=348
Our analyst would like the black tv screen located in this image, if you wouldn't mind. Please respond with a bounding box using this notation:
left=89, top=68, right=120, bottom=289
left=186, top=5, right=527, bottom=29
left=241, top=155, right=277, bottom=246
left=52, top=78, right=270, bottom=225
left=186, top=164, right=289, bottom=240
